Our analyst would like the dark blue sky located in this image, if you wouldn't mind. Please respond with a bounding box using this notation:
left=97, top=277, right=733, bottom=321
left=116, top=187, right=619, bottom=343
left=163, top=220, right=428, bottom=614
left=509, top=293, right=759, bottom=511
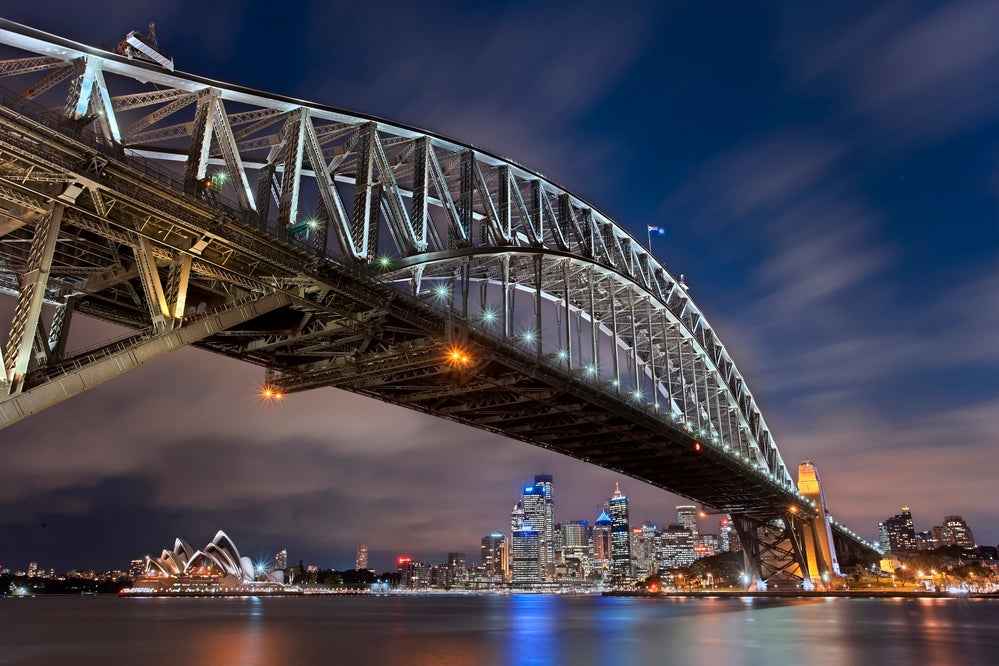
left=1, top=1, right=997, bottom=572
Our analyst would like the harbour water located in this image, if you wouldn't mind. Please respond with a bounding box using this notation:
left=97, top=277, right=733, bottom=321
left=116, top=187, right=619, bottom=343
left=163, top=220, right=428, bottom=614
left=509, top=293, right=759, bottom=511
left=2, top=594, right=997, bottom=665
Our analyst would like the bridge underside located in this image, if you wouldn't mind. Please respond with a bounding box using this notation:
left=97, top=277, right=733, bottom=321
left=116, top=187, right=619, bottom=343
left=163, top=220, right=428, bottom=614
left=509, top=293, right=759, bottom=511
left=0, top=18, right=879, bottom=587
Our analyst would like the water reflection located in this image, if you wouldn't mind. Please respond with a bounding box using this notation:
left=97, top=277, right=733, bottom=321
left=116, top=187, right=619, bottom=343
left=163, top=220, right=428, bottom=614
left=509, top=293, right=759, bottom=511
left=2, top=595, right=999, bottom=665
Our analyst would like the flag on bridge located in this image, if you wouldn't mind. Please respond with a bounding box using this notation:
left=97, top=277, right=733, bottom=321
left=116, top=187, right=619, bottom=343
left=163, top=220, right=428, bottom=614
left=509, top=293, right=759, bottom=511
left=647, top=225, right=667, bottom=236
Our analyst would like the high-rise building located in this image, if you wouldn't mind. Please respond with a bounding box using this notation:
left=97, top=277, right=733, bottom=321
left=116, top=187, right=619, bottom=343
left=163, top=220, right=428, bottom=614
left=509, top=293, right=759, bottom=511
left=511, top=525, right=541, bottom=585
left=940, top=516, right=975, bottom=548
left=879, top=507, right=917, bottom=552
left=630, top=522, right=656, bottom=578
left=447, top=552, right=468, bottom=587
left=607, top=483, right=631, bottom=581
left=559, top=520, right=591, bottom=579
left=657, top=523, right=695, bottom=569
left=719, top=517, right=733, bottom=552
left=592, top=511, right=612, bottom=575
left=481, top=532, right=507, bottom=579
left=398, top=557, right=428, bottom=589
left=355, top=545, right=369, bottom=570
left=697, top=534, right=719, bottom=559
left=512, top=476, right=556, bottom=580
left=534, top=474, right=556, bottom=576
left=27, top=562, right=38, bottom=577
left=676, top=505, right=699, bottom=542
left=273, top=549, right=288, bottom=571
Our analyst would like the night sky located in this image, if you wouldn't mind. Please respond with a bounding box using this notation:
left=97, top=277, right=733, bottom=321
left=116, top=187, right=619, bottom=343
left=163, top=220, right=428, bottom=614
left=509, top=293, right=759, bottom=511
left=1, top=1, right=997, bottom=573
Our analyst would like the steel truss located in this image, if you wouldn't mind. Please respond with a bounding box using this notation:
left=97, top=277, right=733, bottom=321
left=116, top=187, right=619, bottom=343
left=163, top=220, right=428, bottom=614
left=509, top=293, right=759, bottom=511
left=0, top=18, right=878, bottom=581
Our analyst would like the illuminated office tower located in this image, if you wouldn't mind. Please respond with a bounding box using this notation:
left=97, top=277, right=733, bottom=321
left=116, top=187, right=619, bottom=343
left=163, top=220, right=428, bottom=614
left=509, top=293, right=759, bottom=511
left=941, top=516, right=975, bottom=548
left=630, top=522, right=656, bottom=578
left=561, top=520, right=591, bottom=578
left=447, top=552, right=468, bottom=587
left=879, top=507, right=917, bottom=551
left=606, top=483, right=631, bottom=581
left=511, top=525, right=541, bottom=585
left=355, top=545, right=369, bottom=570
left=514, top=477, right=555, bottom=580
left=657, top=523, right=695, bottom=569
left=533, top=475, right=556, bottom=577
left=719, top=517, right=733, bottom=552
left=481, top=532, right=507, bottom=578
left=592, top=511, right=612, bottom=574
left=273, top=549, right=288, bottom=571
left=677, top=505, right=699, bottom=541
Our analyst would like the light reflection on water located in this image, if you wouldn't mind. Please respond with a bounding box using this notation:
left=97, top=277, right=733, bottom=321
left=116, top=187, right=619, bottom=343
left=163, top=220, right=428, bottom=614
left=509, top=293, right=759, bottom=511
left=2, top=595, right=998, bottom=665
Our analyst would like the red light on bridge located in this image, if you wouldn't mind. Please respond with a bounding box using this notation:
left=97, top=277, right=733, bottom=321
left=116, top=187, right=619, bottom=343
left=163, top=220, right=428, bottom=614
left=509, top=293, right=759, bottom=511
left=694, top=442, right=701, bottom=451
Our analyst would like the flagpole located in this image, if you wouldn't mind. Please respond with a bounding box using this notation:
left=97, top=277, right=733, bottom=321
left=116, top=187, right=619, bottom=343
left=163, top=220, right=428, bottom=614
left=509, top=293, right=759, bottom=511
left=647, top=226, right=652, bottom=252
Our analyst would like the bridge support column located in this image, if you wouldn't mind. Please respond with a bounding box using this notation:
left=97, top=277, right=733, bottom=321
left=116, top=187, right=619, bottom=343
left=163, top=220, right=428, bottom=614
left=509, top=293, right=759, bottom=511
left=4, top=202, right=63, bottom=395
left=732, top=513, right=811, bottom=590
left=797, top=460, right=841, bottom=582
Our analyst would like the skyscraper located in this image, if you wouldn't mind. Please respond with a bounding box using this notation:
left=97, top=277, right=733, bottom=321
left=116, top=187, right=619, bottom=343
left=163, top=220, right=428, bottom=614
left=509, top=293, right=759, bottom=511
left=606, top=483, right=631, bottom=581
left=560, top=520, right=591, bottom=579
left=592, top=511, right=613, bottom=575
left=447, top=552, right=468, bottom=587
left=481, top=532, right=507, bottom=579
left=511, top=525, right=541, bottom=585
left=719, top=517, right=733, bottom=553
left=534, top=474, right=556, bottom=577
left=355, top=545, right=369, bottom=570
left=676, top=505, right=699, bottom=540
left=657, top=523, right=695, bottom=569
left=879, top=507, right=917, bottom=552
left=513, top=476, right=556, bottom=580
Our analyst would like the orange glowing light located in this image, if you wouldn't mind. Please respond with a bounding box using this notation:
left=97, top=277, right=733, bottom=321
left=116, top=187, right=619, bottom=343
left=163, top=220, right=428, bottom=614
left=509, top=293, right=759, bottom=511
left=694, top=442, right=701, bottom=451
left=447, top=347, right=471, bottom=365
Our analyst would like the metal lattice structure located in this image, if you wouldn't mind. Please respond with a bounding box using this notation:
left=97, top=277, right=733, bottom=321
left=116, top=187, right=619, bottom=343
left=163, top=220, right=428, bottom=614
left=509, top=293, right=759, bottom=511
left=0, top=19, right=877, bottom=586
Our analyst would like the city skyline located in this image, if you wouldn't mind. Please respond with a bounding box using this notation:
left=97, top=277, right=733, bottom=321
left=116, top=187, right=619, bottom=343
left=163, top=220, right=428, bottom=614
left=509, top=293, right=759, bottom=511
left=1, top=1, right=998, bottom=571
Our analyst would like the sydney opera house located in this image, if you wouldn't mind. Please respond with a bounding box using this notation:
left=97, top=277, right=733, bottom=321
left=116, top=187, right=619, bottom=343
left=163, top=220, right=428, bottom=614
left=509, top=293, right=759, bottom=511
left=122, top=530, right=300, bottom=596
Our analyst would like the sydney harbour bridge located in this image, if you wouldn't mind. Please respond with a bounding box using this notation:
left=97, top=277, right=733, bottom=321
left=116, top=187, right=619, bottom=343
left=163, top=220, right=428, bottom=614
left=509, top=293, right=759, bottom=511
left=0, top=19, right=878, bottom=588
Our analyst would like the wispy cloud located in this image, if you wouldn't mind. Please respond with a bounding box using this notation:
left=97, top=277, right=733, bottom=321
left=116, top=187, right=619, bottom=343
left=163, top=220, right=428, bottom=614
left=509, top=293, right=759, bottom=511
left=782, top=1, right=999, bottom=141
